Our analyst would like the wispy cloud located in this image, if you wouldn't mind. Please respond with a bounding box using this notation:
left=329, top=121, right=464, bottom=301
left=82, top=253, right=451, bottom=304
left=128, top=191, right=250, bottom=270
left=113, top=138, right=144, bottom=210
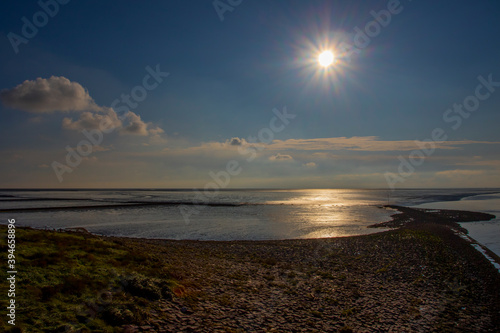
left=267, top=137, right=500, bottom=152
left=455, top=159, right=500, bottom=167
left=163, top=136, right=500, bottom=157
left=435, top=169, right=485, bottom=177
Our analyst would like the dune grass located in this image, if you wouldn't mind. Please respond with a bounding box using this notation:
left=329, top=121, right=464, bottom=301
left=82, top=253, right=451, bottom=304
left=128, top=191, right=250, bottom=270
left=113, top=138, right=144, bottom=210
left=0, top=225, right=177, bottom=332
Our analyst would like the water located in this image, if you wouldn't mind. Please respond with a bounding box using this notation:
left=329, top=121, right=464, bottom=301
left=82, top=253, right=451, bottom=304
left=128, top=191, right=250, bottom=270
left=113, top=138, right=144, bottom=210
left=414, top=193, right=500, bottom=257
left=0, top=189, right=498, bottom=242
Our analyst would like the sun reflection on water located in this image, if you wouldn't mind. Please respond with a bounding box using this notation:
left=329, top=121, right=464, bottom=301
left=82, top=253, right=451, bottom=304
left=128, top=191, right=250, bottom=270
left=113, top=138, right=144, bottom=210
left=258, top=189, right=391, bottom=239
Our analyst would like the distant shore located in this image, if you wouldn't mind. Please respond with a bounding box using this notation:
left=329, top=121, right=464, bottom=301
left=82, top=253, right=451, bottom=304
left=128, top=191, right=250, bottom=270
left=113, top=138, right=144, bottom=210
left=1, top=206, right=499, bottom=332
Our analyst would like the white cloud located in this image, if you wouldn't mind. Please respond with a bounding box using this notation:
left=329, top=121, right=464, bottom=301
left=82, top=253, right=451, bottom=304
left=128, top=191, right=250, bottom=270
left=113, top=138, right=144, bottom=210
left=0, top=76, right=98, bottom=113
left=227, top=137, right=246, bottom=146
left=148, top=127, right=167, bottom=144
left=62, top=107, right=122, bottom=131
left=63, top=109, right=163, bottom=138
left=121, top=112, right=149, bottom=136
left=2, top=76, right=166, bottom=140
left=269, top=153, right=293, bottom=161
left=93, top=145, right=113, bottom=152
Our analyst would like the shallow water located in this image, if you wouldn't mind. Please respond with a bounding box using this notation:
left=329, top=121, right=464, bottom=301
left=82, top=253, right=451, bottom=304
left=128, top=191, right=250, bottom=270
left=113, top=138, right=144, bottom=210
left=0, top=189, right=498, bottom=242
left=414, top=193, right=500, bottom=257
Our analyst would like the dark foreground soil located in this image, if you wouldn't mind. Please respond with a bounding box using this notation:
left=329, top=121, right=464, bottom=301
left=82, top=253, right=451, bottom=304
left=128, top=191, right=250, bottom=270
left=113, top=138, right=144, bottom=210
left=1, top=206, right=499, bottom=332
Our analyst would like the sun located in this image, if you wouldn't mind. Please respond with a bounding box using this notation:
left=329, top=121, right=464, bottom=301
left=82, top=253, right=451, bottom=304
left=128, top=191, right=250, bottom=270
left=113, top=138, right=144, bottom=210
left=318, top=50, right=335, bottom=67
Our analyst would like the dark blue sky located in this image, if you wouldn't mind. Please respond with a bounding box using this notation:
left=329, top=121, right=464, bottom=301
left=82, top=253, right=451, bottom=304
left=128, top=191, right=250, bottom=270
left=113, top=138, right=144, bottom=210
left=1, top=0, right=499, bottom=188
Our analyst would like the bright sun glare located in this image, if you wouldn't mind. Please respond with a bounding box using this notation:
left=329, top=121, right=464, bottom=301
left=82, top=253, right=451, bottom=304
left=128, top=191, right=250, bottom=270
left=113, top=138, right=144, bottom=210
left=318, top=51, right=335, bottom=67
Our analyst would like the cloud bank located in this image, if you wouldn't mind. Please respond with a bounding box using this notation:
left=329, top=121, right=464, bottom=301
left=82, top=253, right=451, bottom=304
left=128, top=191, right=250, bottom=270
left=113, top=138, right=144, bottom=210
left=268, top=137, right=499, bottom=152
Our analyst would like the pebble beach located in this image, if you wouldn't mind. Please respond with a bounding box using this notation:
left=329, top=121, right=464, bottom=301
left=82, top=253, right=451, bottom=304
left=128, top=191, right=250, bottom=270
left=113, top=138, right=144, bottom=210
left=3, top=206, right=499, bottom=332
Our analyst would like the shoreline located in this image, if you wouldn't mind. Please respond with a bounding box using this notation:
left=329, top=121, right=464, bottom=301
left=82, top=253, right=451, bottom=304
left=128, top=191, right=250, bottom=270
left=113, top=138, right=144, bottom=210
left=370, top=205, right=500, bottom=272
left=2, top=206, right=500, bottom=332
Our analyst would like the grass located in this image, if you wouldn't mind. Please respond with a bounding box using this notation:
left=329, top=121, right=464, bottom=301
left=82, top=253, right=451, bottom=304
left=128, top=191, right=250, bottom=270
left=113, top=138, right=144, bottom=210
left=0, top=225, right=178, bottom=332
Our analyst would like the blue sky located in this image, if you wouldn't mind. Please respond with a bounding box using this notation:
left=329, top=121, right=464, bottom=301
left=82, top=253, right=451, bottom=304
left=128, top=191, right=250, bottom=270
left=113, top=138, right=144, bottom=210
left=0, top=0, right=499, bottom=188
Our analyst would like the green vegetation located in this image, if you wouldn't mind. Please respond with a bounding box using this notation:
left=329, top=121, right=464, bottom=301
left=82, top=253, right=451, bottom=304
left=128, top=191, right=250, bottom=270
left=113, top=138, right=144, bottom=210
left=0, top=226, right=178, bottom=332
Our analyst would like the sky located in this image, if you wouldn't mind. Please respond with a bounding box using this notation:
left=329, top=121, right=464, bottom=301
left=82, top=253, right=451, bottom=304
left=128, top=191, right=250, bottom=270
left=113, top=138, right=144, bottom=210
left=0, top=0, right=499, bottom=189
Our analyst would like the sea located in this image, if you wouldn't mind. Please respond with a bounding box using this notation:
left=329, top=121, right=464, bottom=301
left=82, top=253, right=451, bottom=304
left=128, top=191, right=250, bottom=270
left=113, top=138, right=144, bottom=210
left=1, top=189, right=499, bottom=251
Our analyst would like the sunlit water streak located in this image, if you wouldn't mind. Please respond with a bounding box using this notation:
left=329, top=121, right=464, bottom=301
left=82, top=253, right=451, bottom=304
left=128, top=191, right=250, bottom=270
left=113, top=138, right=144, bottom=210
left=0, top=189, right=498, bottom=242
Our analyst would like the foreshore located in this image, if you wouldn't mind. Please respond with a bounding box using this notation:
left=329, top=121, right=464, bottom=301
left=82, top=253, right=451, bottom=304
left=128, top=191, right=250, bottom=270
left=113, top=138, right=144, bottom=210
left=1, top=206, right=499, bottom=332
